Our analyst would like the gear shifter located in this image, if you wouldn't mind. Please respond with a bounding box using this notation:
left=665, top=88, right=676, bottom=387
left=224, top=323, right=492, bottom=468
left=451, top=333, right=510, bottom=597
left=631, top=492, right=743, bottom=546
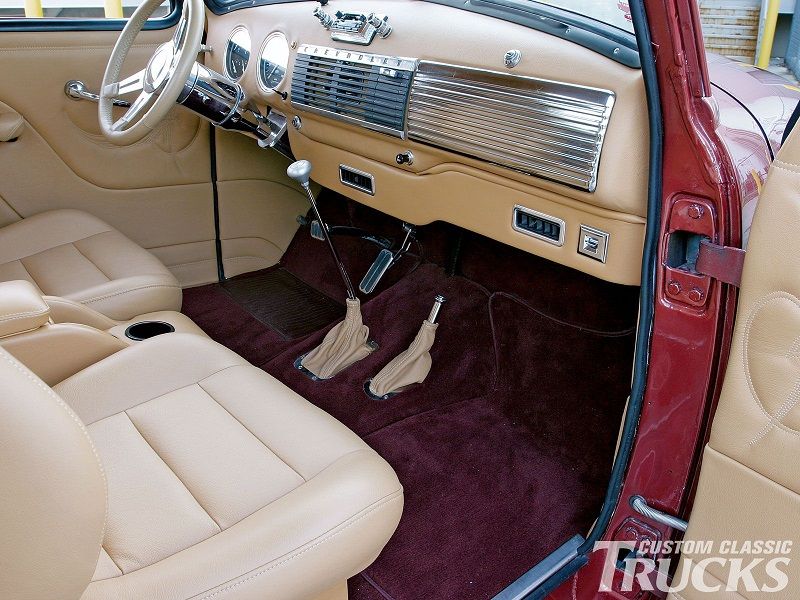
left=287, top=160, right=376, bottom=379
left=287, top=160, right=357, bottom=300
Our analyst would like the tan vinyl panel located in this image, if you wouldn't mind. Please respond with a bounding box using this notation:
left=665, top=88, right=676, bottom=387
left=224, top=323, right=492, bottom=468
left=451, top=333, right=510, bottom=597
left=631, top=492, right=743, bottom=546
left=0, top=322, right=128, bottom=386
left=668, top=117, right=800, bottom=598
left=290, top=132, right=645, bottom=285
left=0, top=30, right=311, bottom=287
left=214, top=130, right=309, bottom=279
left=204, top=0, right=648, bottom=284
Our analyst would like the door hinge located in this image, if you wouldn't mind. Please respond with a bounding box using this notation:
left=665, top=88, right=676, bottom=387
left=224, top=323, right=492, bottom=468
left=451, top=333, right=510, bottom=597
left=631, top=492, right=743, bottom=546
left=695, top=239, right=745, bottom=287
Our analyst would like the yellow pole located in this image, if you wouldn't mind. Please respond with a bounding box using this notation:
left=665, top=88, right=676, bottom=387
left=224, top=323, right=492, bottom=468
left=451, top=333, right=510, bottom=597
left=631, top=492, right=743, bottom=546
left=104, top=0, right=124, bottom=18
left=23, top=0, right=43, bottom=18
left=757, top=0, right=780, bottom=69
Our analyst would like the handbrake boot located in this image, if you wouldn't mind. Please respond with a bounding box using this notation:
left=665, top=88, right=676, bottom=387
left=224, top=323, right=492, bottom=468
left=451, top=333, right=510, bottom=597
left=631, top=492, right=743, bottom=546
left=301, top=298, right=375, bottom=379
left=368, top=319, right=438, bottom=398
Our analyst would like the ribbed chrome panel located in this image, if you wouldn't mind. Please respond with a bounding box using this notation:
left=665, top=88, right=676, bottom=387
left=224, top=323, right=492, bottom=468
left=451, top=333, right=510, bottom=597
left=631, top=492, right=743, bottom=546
left=291, top=44, right=415, bottom=138
left=407, top=62, right=615, bottom=191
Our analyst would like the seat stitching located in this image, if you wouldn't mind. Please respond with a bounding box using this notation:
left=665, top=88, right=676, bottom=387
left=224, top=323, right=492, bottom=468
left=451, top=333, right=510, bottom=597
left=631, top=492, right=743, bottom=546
left=81, top=364, right=244, bottom=425
left=80, top=283, right=180, bottom=305
left=196, top=490, right=403, bottom=600
left=99, top=546, right=123, bottom=578
left=0, top=351, right=109, bottom=554
left=0, top=307, right=49, bottom=322
left=196, top=380, right=307, bottom=483
left=71, top=240, right=112, bottom=282
left=10, top=233, right=113, bottom=270
left=123, top=412, right=223, bottom=532
left=85, top=449, right=390, bottom=584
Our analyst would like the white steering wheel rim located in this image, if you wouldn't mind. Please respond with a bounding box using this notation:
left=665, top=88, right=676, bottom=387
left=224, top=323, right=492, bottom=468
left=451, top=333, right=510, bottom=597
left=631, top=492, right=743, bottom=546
left=99, top=0, right=204, bottom=145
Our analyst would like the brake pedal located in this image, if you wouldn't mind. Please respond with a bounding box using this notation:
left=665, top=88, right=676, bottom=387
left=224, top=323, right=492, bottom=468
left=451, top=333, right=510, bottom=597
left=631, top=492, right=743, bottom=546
left=310, top=220, right=325, bottom=241
left=360, top=248, right=394, bottom=294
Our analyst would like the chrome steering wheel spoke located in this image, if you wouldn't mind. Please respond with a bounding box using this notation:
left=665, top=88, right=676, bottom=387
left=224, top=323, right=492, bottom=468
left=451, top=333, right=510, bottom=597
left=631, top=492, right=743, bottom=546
left=111, top=91, right=154, bottom=132
left=102, top=69, right=145, bottom=99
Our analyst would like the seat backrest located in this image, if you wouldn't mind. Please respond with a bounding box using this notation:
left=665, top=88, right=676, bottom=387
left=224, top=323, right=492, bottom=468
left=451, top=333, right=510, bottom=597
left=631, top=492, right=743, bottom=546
left=0, top=346, right=105, bottom=600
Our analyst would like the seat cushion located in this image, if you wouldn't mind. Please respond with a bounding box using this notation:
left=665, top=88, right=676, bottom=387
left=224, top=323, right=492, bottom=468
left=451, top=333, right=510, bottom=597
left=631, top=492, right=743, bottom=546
left=0, top=210, right=181, bottom=320
left=54, top=334, right=403, bottom=600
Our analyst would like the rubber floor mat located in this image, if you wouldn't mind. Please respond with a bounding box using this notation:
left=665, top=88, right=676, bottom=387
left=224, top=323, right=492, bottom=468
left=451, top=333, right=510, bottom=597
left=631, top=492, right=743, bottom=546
left=220, top=268, right=344, bottom=340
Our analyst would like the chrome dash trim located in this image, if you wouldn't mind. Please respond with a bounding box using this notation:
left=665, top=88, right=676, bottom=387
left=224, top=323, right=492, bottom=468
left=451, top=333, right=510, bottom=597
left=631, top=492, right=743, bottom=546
left=407, top=62, right=615, bottom=192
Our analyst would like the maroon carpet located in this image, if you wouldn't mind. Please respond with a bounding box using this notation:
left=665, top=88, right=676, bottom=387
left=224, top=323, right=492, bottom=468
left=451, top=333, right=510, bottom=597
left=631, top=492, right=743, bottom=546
left=182, top=196, right=638, bottom=599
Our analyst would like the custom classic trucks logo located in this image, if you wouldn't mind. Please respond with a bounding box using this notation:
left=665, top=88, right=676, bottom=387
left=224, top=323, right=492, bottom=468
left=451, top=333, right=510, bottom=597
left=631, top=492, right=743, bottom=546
left=594, top=540, right=793, bottom=594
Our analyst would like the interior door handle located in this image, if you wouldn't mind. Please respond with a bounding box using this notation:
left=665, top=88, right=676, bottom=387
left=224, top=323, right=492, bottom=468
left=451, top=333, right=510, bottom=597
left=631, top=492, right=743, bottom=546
left=0, top=111, right=24, bottom=142
left=64, top=80, right=131, bottom=108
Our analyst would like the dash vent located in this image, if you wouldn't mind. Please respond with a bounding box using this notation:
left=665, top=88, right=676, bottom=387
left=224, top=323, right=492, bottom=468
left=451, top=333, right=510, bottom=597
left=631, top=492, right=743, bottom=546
left=291, top=44, right=415, bottom=138
left=512, top=205, right=565, bottom=246
left=339, top=165, right=375, bottom=195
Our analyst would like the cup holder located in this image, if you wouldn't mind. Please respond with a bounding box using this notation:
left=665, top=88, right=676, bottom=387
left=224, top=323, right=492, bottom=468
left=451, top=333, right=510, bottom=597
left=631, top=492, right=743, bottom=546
left=124, top=321, right=176, bottom=341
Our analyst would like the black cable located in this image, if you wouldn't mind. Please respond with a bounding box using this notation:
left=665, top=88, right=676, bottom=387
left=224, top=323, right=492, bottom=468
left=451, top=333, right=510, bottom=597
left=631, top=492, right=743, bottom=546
left=209, top=127, right=225, bottom=282
left=711, top=81, right=775, bottom=161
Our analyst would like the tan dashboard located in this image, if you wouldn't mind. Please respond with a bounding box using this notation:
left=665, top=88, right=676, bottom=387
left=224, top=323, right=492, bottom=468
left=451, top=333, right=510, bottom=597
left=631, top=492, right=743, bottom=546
left=204, top=0, right=648, bottom=285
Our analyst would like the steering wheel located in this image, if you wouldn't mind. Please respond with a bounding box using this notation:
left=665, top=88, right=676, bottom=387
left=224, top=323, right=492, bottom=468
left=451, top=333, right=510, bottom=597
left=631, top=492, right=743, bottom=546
left=99, top=0, right=204, bottom=145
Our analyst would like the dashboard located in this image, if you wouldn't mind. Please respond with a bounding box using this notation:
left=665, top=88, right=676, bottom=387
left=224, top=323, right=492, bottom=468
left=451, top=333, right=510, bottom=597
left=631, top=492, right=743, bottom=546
left=205, top=0, right=648, bottom=286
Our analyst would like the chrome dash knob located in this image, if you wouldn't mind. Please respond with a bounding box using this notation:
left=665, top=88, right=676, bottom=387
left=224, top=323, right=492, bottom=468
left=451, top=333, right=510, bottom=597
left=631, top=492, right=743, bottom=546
left=368, top=13, right=393, bottom=38
left=313, top=6, right=334, bottom=29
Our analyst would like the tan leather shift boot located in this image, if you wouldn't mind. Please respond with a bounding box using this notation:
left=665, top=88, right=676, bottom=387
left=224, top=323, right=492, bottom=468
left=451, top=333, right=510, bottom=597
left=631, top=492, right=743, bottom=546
left=368, top=320, right=438, bottom=398
left=300, top=298, right=376, bottom=379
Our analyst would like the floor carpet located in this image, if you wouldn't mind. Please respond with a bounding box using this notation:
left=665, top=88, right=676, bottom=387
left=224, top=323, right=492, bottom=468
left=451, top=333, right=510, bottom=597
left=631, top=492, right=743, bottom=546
left=182, top=195, right=639, bottom=599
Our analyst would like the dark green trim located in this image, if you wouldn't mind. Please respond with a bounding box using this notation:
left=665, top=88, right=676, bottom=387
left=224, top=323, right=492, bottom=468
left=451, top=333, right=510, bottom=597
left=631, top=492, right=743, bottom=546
left=0, top=0, right=180, bottom=31
left=205, top=0, right=304, bottom=16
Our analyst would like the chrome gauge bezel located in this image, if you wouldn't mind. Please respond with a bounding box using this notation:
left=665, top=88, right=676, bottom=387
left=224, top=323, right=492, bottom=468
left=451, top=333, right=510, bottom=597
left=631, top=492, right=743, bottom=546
left=224, top=26, right=251, bottom=82
left=257, top=31, right=290, bottom=94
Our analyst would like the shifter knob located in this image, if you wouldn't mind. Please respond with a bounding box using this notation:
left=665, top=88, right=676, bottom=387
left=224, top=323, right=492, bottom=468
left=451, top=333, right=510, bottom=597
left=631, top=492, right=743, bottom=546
left=287, top=160, right=312, bottom=187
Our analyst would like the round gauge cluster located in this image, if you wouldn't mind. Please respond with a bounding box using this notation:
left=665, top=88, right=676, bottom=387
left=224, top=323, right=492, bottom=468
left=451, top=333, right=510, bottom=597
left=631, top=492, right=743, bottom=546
left=225, top=27, right=251, bottom=81
left=259, top=32, right=290, bottom=92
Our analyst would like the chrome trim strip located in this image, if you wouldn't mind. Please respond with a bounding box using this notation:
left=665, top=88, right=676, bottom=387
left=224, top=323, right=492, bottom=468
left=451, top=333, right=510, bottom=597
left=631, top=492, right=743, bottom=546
left=339, top=164, right=376, bottom=195
left=407, top=62, right=615, bottom=192
left=296, top=103, right=407, bottom=139
left=296, top=44, right=417, bottom=71
left=512, top=205, right=565, bottom=247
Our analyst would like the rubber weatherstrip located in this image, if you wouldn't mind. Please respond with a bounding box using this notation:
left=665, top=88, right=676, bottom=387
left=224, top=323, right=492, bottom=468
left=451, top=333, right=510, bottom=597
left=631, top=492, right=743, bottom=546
left=209, top=127, right=225, bottom=282
left=524, top=0, right=663, bottom=595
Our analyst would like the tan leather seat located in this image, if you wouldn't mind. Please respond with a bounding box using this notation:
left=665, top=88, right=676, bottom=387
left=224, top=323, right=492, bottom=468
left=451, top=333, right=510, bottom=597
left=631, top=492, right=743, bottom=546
left=0, top=334, right=403, bottom=600
left=0, top=209, right=181, bottom=320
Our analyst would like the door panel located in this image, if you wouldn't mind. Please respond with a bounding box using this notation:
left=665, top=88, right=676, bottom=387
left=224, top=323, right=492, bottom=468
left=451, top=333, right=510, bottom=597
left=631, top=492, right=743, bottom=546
left=669, top=127, right=800, bottom=598
left=0, top=28, right=306, bottom=287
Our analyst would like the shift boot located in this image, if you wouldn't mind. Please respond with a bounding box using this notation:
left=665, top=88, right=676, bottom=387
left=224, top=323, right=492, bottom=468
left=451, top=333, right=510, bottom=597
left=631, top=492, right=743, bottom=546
left=300, top=298, right=375, bottom=379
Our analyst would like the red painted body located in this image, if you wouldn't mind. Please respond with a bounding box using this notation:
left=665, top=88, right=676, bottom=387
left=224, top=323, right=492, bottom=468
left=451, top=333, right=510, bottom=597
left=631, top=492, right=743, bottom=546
left=549, top=1, right=800, bottom=598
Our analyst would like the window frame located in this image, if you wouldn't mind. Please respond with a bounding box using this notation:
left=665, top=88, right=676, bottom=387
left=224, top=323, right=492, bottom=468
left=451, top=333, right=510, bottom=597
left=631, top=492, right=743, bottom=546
left=0, top=0, right=180, bottom=31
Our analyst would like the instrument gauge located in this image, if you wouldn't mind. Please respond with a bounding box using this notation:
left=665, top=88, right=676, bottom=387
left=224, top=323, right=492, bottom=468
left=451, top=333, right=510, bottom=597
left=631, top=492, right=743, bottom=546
left=224, top=27, right=251, bottom=81
left=259, top=32, right=290, bottom=93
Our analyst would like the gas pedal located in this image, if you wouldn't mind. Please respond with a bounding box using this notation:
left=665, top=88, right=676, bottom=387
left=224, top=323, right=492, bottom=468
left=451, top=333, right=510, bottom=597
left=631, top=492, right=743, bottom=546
left=359, top=248, right=395, bottom=294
